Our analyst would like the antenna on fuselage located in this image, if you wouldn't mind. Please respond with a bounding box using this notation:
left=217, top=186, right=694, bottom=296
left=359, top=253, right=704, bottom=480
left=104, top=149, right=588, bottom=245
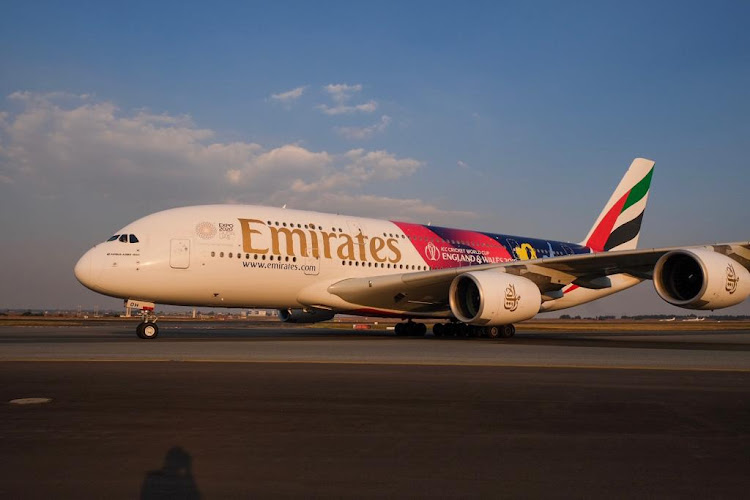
left=282, top=204, right=287, bottom=209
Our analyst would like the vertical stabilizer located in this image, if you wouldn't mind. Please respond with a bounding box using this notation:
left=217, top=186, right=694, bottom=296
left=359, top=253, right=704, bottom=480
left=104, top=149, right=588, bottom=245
left=582, top=158, right=655, bottom=252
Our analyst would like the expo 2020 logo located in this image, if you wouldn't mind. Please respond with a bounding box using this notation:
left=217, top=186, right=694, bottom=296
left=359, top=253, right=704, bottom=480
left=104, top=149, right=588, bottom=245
left=195, top=221, right=217, bottom=240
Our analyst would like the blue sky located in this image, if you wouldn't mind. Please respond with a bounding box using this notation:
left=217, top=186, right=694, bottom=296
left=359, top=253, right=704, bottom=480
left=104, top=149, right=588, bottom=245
left=1, top=1, right=748, bottom=314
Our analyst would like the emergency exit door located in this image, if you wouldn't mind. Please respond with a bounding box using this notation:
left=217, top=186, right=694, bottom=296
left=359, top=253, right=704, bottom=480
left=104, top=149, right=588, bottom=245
left=170, top=239, right=190, bottom=269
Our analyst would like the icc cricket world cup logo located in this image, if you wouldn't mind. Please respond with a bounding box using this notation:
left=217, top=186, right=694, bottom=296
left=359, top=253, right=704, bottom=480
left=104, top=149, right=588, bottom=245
left=424, top=241, right=440, bottom=262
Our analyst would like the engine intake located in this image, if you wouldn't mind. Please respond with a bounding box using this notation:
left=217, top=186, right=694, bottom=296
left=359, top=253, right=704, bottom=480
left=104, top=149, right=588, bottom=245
left=278, top=308, right=336, bottom=323
left=653, top=249, right=749, bottom=310
left=449, top=271, right=541, bottom=325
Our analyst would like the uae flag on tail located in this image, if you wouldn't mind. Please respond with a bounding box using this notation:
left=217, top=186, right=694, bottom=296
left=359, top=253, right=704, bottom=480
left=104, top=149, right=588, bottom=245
left=582, top=158, right=655, bottom=253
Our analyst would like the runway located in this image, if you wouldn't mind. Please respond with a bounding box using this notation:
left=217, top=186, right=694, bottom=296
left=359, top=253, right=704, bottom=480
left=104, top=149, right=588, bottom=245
left=1, top=321, right=750, bottom=371
left=2, top=322, right=750, bottom=498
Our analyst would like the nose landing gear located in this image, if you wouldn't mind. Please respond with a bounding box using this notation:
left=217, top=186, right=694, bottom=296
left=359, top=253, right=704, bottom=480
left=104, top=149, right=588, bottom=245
left=126, top=299, right=159, bottom=340
left=136, top=319, right=159, bottom=339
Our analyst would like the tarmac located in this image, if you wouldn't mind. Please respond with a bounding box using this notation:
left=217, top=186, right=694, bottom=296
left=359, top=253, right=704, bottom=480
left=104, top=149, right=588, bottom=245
left=1, top=322, right=749, bottom=498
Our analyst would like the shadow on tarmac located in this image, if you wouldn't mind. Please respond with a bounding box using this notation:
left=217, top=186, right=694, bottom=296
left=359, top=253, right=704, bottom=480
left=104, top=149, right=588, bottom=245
left=140, top=446, right=201, bottom=500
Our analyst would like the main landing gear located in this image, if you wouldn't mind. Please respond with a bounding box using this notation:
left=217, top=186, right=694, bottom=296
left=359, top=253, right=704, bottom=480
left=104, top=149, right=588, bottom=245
left=394, top=321, right=427, bottom=336
left=432, top=322, right=515, bottom=339
left=394, top=321, right=516, bottom=339
left=136, top=313, right=159, bottom=340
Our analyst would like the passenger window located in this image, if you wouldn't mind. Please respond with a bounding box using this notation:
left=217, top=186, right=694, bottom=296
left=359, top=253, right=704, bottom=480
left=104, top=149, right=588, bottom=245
left=129, top=235, right=139, bottom=243
left=107, top=235, right=119, bottom=242
left=119, top=235, right=128, bottom=242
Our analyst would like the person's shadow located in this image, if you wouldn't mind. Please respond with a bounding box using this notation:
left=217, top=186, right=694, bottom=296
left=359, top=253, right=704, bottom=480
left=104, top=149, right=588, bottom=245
left=140, top=446, right=201, bottom=499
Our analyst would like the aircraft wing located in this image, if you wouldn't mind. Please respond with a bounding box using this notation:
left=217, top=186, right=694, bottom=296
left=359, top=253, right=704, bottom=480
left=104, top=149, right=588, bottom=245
left=322, top=242, right=750, bottom=316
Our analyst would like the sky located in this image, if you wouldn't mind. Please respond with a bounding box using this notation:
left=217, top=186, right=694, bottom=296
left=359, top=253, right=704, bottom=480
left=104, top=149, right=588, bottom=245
left=1, top=1, right=749, bottom=315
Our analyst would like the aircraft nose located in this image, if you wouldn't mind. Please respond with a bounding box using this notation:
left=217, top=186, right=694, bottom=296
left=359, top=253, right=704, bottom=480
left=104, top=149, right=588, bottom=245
left=74, top=248, right=98, bottom=290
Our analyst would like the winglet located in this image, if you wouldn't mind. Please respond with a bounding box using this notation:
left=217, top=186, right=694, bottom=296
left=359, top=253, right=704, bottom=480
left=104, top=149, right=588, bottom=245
left=581, top=158, right=655, bottom=252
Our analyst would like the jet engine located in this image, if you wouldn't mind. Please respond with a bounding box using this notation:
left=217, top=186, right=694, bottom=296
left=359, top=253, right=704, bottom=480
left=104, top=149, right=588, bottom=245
left=278, top=308, right=336, bottom=323
left=653, top=249, right=750, bottom=310
left=449, top=271, right=541, bottom=325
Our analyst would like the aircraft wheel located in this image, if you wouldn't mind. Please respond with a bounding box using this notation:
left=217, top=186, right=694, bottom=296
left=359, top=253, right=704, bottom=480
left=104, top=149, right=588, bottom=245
left=445, top=323, right=457, bottom=337
left=417, top=323, right=427, bottom=336
left=433, top=323, right=444, bottom=337
left=139, top=322, right=159, bottom=340
left=457, top=324, right=470, bottom=337
left=501, top=324, right=514, bottom=338
left=485, top=326, right=500, bottom=339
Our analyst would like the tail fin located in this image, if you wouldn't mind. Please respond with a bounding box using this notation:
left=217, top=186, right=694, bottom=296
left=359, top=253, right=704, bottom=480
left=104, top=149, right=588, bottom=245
left=581, top=158, right=655, bottom=252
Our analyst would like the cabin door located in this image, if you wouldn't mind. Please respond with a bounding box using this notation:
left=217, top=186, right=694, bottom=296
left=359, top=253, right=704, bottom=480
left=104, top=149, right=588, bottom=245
left=170, top=239, right=191, bottom=269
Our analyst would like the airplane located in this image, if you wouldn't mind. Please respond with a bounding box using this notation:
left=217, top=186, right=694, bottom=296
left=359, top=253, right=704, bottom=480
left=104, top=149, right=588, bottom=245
left=73, top=158, right=750, bottom=339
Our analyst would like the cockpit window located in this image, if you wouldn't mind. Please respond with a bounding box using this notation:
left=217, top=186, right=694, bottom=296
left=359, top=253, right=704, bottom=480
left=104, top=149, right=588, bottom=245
left=107, top=235, right=119, bottom=242
left=119, top=235, right=128, bottom=242
left=129, top=234, right=139, bottom=243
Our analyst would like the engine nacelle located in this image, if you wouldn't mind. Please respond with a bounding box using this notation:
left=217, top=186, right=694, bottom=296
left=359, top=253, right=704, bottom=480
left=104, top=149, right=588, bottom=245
left=278, top=308, right=336, bottom=323
left=653, top=249, right=750, bottom=310
left=449, top=271, right=541, bottom=325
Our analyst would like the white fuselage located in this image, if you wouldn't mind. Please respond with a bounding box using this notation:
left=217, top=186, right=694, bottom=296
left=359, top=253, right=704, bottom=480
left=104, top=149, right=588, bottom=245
left=74, top=204, right=639, bottom=317
left=75, top=205, right=451, bottom=310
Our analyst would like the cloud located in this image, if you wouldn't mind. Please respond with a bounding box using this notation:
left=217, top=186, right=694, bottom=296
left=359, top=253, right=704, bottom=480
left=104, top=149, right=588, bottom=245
left=454, top=159, right=483, bottom=178
left=317, top=83, right=377, bottom=115
left=287, top=147, right=421, bottom=194
left=293, top=192, right=476, bottom=222
left=336, top=115, right=391, bottom=140
left=0, top=91, right=473, bottom=223
left=318, top=100, right=377, bottom=115
left=324, top=83, right=362, bottom=103
left=226, top=169, right=242, bottom=184
left=270, top=86, right=306, bottom=104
